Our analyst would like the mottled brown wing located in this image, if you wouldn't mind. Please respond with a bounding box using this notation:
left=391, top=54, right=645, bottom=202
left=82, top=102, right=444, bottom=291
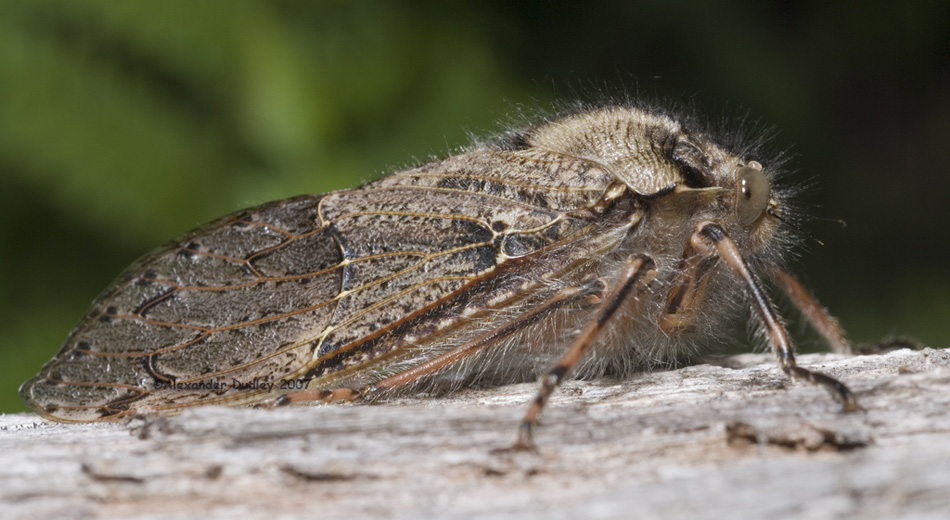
left=20, top=149, right=616, bottom=422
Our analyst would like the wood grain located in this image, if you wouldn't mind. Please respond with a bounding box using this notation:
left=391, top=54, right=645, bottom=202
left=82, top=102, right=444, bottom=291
left=3, top=348, right=949, bottom=520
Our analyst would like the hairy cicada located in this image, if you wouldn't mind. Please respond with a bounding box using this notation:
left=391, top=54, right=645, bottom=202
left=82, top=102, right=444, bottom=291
left=21, top=104, right=859, bottom=448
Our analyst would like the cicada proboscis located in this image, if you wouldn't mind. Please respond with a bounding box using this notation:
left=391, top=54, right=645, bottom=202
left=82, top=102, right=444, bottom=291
left=20, top=104, right=860, bottom=448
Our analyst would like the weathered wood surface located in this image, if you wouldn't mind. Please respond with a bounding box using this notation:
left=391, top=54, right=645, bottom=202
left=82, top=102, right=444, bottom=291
left=3, top=348, right=950, bottom=520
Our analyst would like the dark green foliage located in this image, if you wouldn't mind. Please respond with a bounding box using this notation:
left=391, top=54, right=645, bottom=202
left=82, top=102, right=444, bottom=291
left=2, top=0, right=947, bottom=412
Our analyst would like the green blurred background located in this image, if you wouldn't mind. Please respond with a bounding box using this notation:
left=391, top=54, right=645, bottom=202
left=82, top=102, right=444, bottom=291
left=1, top=1, right=948, bottom=414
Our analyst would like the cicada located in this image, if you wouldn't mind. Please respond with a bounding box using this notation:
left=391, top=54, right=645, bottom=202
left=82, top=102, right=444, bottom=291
left=21, top=104, right=859, bottom=448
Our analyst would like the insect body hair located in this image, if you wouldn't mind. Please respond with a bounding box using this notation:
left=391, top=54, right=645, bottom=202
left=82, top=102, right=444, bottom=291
left=402, top=102, right=805, bottom=394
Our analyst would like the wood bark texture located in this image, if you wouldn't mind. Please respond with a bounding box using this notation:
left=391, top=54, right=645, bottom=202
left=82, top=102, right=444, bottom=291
left=2, top=348, right=949, bottom=520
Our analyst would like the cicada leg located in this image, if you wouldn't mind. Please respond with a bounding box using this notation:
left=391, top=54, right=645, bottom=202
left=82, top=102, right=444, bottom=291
left=692, top=222, right=861, bottom=412
left=272, top=387, right=361, bottom=406
left=659, top=229, right=721, bottom=335
left=273, top=277, right=610, bottom=407
left=768, top=266, right=852, bottom=355
left=515, top=254, right=658, bottom=450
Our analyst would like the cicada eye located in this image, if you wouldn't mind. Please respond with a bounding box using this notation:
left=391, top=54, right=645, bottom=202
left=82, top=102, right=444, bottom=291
left=735, top=162, right=771, bottom=226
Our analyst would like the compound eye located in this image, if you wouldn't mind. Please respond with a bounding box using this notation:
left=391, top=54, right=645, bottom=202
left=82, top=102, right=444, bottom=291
left=735, top=162, right=770, bottom=226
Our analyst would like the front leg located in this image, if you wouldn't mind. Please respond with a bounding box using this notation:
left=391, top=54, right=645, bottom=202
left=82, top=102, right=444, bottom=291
left=768, top=265, right=852, bottom=355
left=693, top=222, right=861, bottom=412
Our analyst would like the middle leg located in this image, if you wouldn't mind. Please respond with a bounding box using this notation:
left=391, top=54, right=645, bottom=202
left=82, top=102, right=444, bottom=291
left=515, top=254, right=658, bottom=449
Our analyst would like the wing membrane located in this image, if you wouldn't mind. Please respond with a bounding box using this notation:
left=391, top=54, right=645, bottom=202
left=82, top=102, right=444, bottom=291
left=21, top=150, right=617, bottom=421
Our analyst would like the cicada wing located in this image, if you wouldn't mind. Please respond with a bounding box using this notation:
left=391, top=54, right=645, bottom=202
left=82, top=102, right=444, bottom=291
left=21, top=151, right=615, bottom=422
